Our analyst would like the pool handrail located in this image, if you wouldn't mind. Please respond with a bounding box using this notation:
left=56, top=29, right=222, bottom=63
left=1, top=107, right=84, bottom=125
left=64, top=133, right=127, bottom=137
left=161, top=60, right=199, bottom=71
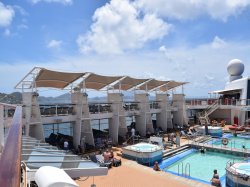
left=185, top=162, right=191, bottom=177
left=177, top=161, right=184, bottom=176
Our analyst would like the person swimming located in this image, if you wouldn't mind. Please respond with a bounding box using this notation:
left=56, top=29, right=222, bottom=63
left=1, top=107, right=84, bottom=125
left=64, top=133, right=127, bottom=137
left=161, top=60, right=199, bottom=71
left=200, top=147, right=206, bottom=154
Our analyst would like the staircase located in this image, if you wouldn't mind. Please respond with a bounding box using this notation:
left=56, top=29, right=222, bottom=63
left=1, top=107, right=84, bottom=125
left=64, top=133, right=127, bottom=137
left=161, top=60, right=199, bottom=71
left=198, top=100, right=219, bottom=125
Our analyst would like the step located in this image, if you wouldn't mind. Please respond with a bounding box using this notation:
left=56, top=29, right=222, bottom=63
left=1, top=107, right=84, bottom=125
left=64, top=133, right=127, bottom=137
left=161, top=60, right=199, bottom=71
left=163, top=145, right=189, bottom=157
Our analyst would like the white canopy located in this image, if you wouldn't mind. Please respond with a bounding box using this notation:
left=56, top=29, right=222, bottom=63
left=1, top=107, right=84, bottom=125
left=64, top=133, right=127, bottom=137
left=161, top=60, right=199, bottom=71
left=15, top=67, right=187, bottom=92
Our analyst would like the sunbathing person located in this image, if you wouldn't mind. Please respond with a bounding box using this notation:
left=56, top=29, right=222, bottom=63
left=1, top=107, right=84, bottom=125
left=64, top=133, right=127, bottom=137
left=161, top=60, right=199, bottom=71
left=211, top=169, right=222, bottom=187
left=153, top=161, right=161, bottom=171
left=108, top=150, right=122, bottom=167
left=103, top=149, right=111, bottom=162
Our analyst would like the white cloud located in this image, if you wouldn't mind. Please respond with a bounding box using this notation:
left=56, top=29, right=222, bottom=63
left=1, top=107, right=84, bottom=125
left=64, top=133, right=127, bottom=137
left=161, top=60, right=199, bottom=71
left=13, top=5, right=28, bottom=16
left=47, top=39, right=62, bottom=50
left=211, top=36, right=227, bottom=49
left=17, top=24, right=29, bottom=30
left=77, top=0, right=171, bottom=54
left=4, top=29, right=10, bottom=36
left=30, top=0, right=73, bottom=5
left=135, top=0, right=250, bottom=21
left=0, top=2, right=15, bottom=27
left=2, top=38, right=250, bottom=97
left=159, top=45, right=167, bottom=53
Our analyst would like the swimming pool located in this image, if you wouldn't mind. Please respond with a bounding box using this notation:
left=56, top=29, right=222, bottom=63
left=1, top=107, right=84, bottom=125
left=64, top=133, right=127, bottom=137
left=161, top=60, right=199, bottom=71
left=160, top=149, right=244, bottom=184
left=211, top=135, right=250, bottom=150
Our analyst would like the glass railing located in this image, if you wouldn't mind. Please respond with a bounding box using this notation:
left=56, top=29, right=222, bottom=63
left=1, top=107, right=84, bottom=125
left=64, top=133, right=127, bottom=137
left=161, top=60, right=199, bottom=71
left=123, top=102, right=140, bottom=111
left=88, top=103, right=112, bottom=114
left=150, top=101, right=161, bottom=109
left=39, top=104, right=75, bottom=116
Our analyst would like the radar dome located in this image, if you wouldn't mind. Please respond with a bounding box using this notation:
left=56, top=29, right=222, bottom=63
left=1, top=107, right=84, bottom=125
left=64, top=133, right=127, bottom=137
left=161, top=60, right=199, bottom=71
left=227, top=59, right=244, bottom=76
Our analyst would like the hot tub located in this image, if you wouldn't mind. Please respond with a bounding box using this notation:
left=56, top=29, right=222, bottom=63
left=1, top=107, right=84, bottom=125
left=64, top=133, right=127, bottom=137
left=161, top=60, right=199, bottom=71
left=197, top=126, right=223, bottom=137
left=122, top=143, right=163, bottom=165
left=226, top=162, right=250, bottom=187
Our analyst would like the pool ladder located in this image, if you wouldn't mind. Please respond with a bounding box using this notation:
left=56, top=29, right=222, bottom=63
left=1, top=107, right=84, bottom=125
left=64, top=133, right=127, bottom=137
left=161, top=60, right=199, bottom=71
left=177, top=162, right=190, bottom=177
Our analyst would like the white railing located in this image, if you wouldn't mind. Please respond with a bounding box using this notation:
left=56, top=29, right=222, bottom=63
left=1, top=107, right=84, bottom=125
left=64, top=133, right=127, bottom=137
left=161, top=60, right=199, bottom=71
left=187, top=99, right=250, bottom=107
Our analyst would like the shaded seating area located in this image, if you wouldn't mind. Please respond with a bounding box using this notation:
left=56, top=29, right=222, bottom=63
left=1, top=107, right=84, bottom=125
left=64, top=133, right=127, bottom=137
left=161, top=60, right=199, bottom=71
left=93, top=129, right=114, bottom=149
left=45, top=133, right=74, bottom=150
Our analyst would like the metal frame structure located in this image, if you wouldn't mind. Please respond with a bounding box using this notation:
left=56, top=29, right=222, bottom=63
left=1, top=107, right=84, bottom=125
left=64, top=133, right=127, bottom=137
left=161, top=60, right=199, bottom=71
left=15, top=67, right=187, bottom=93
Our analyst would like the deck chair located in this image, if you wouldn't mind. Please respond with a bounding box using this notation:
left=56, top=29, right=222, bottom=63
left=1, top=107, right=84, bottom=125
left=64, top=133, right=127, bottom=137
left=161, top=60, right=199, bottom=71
left=95, top=154, right=112, bottom=168
left=181, top=130, right=195, bottom=139
left=89, top=154, right=112, bottom=168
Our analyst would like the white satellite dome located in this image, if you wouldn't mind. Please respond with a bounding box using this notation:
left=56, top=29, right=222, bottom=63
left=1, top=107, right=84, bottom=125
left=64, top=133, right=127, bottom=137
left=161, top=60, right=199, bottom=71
left=227, top=59, right=244, bottom=76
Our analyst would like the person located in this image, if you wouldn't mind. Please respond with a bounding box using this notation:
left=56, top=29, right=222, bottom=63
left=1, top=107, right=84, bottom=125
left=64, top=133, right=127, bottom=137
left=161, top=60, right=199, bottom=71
left=109, top=150, right=114, bottom=159
left=77, top=145, right=82, bottom=155
left=194, top=115, right=197, bottom=124
left=170, top=133, right=175, bottom=144
left=205, top=124, right=209, bottom=135
left=103, top=149, right=111, bottom=162
left=64, top=139, right=69, bottom=152
left=176, top=131, right=180, bottom=147
left=211, top=169, right=221, bottom=187
left=153, top=161, right=161, bottom=171
left=131, top=127, right=135, bottom=143
left=200, top=147, right=206, bottom=154
left=131, top=127, right=135, bottom=137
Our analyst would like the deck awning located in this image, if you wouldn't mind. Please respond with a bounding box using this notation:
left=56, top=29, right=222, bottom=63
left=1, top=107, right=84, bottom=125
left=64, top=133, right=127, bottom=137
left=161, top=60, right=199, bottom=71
left=112, top=77, right=149, bottom=90
left=210, top=88, right=242, bottom=94
left=138, top=79, right=169, bottom=91
left=158, top=81, right=187, bottom=92
left=79, top=73, right=122, bottom=90
left=35, top=68, right=85, bottom=89
left=15, top=67, right=186, bottom=92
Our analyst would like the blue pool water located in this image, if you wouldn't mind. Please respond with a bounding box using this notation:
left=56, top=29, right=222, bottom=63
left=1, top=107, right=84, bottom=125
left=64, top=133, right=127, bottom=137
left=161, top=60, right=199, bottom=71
left=160, top=149, right=244, bottom=184
left=129, top=143, right=160, bottom=152
left=236, top=164, right=250, bottom=175
left=212, top=135, right=250, bottom=149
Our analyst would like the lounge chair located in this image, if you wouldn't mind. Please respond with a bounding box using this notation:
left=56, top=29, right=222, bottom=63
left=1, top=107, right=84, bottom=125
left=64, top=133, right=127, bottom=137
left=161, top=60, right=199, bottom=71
left=89, top=154, right=112, bottom=168
left=181, top=130, right=195, bottom=139
left=229, top=125, right=245, bottom=131
left=95, top=154, right=113, bottom=168
left=191, top=128, right=203, bottom=136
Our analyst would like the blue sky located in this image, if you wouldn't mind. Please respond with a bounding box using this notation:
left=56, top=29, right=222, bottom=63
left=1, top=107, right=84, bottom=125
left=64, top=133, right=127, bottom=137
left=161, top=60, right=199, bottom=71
left=1, top=0, right=250, bottom=97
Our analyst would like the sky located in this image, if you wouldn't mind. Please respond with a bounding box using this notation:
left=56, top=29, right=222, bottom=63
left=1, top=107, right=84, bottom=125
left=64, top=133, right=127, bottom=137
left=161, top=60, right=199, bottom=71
left=1, top=0, right=250, bottom=97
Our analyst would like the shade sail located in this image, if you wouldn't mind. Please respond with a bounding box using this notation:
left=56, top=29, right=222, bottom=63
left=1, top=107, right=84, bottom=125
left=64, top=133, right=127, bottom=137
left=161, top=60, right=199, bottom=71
left=138, top=79, right=169, bottom=91
left=16, top=67, right=187, bottom=92
left=113, top=76, right=149, bottom=90
left=158, top=81, right=187, bottom=91
left=35, top=69, right=85, bottom=89
left=79, top=73, right=122, bottom=90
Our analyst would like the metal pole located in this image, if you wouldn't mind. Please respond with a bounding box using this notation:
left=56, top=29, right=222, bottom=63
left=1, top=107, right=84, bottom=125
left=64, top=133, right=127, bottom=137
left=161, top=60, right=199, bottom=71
left=0, top=105, right=4, bottom=152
